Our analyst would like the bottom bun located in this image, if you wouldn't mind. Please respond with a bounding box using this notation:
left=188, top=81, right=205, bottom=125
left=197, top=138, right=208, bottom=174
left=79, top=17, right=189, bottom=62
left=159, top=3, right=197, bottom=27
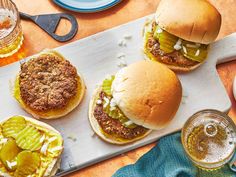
left=14, top=75, right=85, bottom=119
left=0, top=116, right=63, bottom=177
left=143, top=50, right=202, bottom=72
left=47, top=158, right=61, bottom=177
left=88, top=87, right=152, bottom=145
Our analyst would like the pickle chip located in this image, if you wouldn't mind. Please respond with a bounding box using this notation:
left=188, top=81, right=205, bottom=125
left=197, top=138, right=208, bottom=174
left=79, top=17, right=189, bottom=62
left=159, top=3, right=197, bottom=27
left=16, top=125, right=44, bottom=151
left=0, top=139, right=21, bottom=171
left=158, top=30, right=178, bottom=54
left=103, top=102, right=137, bottom=129
left=102, top=75, right=115, bottom=96
left=2, top=116, right=26, bottom=138
left=15, top=151, right=41, bottom=177
left=181, top=42, right=208, bottom=62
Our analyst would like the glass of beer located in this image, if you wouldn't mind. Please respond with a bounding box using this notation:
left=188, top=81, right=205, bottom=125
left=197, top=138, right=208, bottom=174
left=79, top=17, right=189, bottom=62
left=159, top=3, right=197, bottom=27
left=0, top=0, right=23, bottom=58
left=181, top=109, right=236, bottom=170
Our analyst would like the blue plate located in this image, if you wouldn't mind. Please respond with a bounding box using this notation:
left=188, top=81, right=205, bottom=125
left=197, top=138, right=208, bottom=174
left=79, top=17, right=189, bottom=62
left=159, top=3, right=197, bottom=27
left=53, top=0, right=123, bottom=13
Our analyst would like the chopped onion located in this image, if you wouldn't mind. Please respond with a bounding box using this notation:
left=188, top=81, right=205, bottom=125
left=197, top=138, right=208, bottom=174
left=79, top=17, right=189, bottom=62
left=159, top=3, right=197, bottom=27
left=96, top=99, right=102, bottom=105
left=0, top=138, right=8, bottom=144
left=40, top=142, right=49, bottom=155
left=182, top=46, right=187, bottom=54
left=6, top=160, right=17, bottom=169
left=48, top=136, right=57, bottom=143
left=195, top=49, right=200, bottom=56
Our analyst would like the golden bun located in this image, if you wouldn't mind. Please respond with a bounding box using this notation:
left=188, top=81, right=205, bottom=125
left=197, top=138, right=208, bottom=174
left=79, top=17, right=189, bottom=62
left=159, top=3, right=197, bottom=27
left=13, top=50, right=86, bottom=119
left=155, top=0, right=221, bottom=44
left=112, top=60, right=182, bottom=130
left=88, top=87, right=152, bottom=145
left=143, top=20, right=204, bottom=72
left=0, top=115, right=63, bottom=177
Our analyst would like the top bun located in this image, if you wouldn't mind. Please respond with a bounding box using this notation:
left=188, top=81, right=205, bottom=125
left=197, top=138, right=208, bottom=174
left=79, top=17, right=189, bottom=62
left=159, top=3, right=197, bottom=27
left=155, top=0, right=221, bottom=44
left=111, top=60, right=182, bottom=130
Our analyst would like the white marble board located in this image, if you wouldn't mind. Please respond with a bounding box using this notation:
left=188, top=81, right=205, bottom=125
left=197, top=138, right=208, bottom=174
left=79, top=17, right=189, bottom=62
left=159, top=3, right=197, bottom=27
left=0, top=15, right=236, bottom=176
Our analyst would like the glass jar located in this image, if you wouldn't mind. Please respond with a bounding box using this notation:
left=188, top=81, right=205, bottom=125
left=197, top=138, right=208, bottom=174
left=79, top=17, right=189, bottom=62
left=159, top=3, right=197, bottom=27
left=0, top=0, right=23, bottom=58
left=181, top=109, right=236, bottom=170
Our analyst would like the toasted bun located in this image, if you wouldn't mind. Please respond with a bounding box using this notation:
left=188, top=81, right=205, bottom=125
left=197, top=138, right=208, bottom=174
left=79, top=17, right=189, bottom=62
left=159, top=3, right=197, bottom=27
left=88, top=87, right=152, bottom=145
left=48, top=158, right=61, bottom=177
left=14, top=50, right=86, bottom=119
left=143, top=19, right=204, bottom=72
left=112, top=60, right=182, bottom=130
left=155, top=0, right=221, bottom=44
left=0, top=115, right=63, bottom=177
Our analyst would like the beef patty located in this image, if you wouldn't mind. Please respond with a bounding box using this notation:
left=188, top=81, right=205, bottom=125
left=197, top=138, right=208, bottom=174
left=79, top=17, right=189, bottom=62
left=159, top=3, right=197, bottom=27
left=94, top=91, right=148, bottom=140
left=145, top=22, right=198, bottom=67
left=19, top=53, right=78, bottom=112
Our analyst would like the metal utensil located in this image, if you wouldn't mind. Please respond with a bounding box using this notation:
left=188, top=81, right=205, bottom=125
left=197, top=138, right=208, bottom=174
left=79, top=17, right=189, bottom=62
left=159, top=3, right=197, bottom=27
left=20, top=12, right=78, bottom=42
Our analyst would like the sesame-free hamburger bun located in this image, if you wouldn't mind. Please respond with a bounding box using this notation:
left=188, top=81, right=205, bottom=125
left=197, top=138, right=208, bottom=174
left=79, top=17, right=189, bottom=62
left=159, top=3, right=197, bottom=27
left=112, top=60, right=182, bottom=130
left=143, top=0, right=221, bottom=72
left=88, top=60, right=182, bottom=144
left=156, top=0, right=221, bottom=44
left=13, top=50, right=85, bottom=119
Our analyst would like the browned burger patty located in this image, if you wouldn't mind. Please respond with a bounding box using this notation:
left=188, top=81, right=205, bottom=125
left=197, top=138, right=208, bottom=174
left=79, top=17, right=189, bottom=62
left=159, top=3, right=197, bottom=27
left=19, top=53, right=78, bottom=112
left=94, top=91, right=148, bottom=140
left=145, top=22, right=198, bottom=67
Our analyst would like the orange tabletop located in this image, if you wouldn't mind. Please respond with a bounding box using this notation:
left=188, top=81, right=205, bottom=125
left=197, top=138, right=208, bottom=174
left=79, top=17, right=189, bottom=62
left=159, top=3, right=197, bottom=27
left=4, top=0, right=236, bottom=176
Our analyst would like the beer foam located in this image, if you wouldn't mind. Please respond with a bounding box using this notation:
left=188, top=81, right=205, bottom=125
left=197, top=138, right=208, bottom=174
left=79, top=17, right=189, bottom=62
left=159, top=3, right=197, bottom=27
left=203, top=136, right=235, bottom=163
left=184, top=116, right=236, bottom=164
left=0, top=8, right=17, bottom=38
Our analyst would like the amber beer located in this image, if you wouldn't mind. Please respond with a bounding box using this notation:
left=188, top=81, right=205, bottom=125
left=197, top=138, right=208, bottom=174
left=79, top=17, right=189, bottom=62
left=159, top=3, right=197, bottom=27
left=0, top=0, right=23, bottom=58
left=182, top=110, right=236, bottom=170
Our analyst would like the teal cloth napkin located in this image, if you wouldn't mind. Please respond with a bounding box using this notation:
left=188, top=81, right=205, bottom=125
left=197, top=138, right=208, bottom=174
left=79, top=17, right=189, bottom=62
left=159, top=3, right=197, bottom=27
left=113, top=132, right=236, bottom=177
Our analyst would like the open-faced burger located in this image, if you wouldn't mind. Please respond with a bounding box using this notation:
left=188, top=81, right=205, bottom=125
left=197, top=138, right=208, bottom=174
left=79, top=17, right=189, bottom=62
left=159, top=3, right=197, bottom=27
left=14, top=50, right=85, bottom=119
left=0, top=115, right=63, bottom=177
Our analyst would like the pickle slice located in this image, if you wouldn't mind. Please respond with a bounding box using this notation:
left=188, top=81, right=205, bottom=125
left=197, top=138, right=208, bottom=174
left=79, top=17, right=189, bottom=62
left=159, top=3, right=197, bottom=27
left=181, top=41, right=208, bottom=62
left=102, top=75, right=115, bottom=96
left=158, top=30, right=178, bottom=53
left=2, top=116, right=26, bottom=138
left=103, top=102, right=138, bottom=129
left=0, top=139, right=21, bottom=171
left=16, top=125, right=44, bottom=151
left=15, top=151, right=40, bottom=176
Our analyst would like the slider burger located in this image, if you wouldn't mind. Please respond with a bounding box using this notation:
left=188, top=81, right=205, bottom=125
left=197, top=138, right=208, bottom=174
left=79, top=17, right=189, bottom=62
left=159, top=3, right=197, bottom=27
left=0, top=115, right=63, bottom=177
left=143, top=0, right=221, bottom=71
left=89, top=60, right=182, bottom=144
left=14, top=50, right=85, bottom=119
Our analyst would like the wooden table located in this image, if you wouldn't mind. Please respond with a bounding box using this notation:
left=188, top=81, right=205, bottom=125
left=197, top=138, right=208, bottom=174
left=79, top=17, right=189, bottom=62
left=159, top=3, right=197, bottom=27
left=3, top=0, right=236, bottom=176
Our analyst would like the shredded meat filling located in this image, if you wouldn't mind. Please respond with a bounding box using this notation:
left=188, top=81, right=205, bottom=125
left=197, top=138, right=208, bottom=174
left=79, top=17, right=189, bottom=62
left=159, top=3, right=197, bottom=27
left=94, top=92, right=148, bottom=140
left=19, top=54, right=78, bottom=112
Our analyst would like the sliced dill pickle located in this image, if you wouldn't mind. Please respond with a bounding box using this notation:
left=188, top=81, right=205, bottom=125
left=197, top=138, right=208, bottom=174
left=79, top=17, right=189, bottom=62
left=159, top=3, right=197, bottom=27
left=15, top=151, right=40, bottom=176
left=108, top=109, right=120, bottom=119
left=102, top=75, right=115, bottom=96
left=181, top=41, right=208, bottom=62
left=158, top=30, right=178, bottom=53
left=0, top=139, right=21, bottom=171
left=103, top=104, right=138, bottom=129
left=123, top=121, right=137, bottom=129
left=16, top=125, right=44, bottom=151
left=2, top=116, right=26, bottom=138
